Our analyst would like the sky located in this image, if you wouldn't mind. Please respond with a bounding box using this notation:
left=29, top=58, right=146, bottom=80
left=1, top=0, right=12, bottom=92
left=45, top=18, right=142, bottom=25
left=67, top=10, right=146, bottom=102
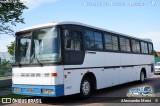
left=0, top=0, right=160, bottom=52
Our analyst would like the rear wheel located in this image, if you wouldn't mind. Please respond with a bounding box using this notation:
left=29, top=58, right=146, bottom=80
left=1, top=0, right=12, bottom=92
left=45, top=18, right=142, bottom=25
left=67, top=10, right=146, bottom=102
left=139, top=71, right=145, bottom=83
left=80, top=77, right=92, bottom=98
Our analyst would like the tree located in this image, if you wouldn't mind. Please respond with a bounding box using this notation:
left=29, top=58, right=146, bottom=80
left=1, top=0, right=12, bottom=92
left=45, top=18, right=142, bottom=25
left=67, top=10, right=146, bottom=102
left=0, top=0, right=28, bottom=35
left=154, top=50, right=158, bottom=57
left=7, top=41, right=15, bottom=59
left=1, top=60, right=11, bottom=68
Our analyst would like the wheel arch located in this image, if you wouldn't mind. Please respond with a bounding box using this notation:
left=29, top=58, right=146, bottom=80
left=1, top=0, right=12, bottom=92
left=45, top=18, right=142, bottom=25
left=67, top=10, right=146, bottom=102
left=81, top=72, right=97, bottom=90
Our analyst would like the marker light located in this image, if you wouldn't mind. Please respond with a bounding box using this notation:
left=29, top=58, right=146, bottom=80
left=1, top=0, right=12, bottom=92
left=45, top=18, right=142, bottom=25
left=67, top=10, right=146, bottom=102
left=51, top=73, right=58, bottom=77
left=13, top=87, right=21, bottom=92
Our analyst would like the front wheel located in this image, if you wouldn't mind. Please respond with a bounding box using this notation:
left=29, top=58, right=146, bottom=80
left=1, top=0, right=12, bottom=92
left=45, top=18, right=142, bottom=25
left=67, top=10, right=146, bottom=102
left=80, top=77, right=92, bottom=98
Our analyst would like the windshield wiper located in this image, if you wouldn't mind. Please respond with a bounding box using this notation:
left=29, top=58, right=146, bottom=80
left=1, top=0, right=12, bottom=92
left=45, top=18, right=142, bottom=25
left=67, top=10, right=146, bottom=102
left=15, top=62, right=22, bottom=67
left=35, top=56, right=43, bottom=67
left=18, top=62, right=22, bottom=67
left=31, top=51, right=43, bottom=66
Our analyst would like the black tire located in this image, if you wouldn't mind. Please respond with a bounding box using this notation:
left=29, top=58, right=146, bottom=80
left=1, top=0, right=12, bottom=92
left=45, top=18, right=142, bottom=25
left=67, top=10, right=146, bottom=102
left=79, top=77, right=92, bottom=98
left=139, top=71, right=145, bottom=83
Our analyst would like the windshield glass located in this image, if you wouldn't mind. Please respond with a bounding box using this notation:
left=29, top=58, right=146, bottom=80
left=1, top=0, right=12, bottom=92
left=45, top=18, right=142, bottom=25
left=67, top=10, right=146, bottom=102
left=15, top=27, right=61, bottom=65
left=155, top=62, right=160, bottom=66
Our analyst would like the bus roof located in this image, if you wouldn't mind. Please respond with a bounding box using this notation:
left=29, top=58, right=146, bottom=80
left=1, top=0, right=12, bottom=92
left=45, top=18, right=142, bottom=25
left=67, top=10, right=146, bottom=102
left=18, top=21, right=152, bottom=42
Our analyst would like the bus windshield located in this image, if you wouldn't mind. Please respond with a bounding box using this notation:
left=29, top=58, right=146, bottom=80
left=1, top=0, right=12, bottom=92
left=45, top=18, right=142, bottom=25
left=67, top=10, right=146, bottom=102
left=15, top=27, right=61, bottom=65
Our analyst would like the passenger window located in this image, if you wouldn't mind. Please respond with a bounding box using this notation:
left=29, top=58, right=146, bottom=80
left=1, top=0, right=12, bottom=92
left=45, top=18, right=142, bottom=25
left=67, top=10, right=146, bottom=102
left=64, top=30, right=82, bottom=51
left=120, top=37, right=131, bottom=52
left=148, top=43, right=153, bottom=54
left=131, top=40, right=140, bottom=53
left=144, top=43, right=148, bottom=53
left=104, top=34, right=118, bottom=51
left=94, top=32, right=103, bottom=49
left=141, top=42, right=148, bottom=54
left=85, top=30, right=94, bottom=49
left=85, top=30, right=103, bottom=50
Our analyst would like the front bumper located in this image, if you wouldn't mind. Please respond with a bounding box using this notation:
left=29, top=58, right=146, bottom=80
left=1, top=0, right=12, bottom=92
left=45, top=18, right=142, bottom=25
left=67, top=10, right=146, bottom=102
left=12, top=84, right=64, bottom=97
left=155, top=70, right=160, bottom=74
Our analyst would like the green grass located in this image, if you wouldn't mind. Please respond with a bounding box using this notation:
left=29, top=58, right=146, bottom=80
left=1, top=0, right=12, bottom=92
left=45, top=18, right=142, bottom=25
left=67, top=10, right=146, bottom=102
left=0, top=85, right=11, bottom=91
left=0, top=94, right=28, bottom=102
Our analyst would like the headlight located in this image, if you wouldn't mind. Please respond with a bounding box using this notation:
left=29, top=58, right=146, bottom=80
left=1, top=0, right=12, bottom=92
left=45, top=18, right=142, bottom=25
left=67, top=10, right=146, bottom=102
left=13, top=88, right=21, bottom=92
left=41, top=89, right=54, bottom=94
left=155, top=68, right=160, bottom=70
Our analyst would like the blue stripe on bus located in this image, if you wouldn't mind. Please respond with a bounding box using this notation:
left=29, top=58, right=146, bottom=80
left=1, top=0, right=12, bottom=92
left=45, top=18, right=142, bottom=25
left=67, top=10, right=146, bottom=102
left=12, top=84, right=64, bottom=97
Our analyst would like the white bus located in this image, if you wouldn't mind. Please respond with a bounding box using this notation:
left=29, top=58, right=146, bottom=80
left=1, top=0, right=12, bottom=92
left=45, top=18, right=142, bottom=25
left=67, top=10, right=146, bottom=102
left=12, top=22, right=154, bottom=97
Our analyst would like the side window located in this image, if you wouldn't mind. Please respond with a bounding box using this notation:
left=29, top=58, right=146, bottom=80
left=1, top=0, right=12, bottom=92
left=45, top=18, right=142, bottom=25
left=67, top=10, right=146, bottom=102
left=94, top=32, right=103, bottom=49
left=148, top=43, right=153, bottom=54
left=104, top=34, right=118, bottom=51
left=141, top=42, right=148, bottom=54
left=120, top=37, right=131, bottom=52
left=85, top=30, right=103, bottom=50
left=141, top=42, right=145, bottom=53
left=64, top=30, right=82, bottom=51
left=84, top=30, right=94, bottom=48
left=144, top=43, right=148, bottom=53
left=131, top=39, right=140, bottom=53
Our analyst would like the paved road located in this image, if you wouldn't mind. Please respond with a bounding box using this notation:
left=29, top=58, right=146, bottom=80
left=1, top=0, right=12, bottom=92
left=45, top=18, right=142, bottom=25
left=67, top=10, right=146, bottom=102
left=0, top=76, right=12, bottom=87
left=4, top=75, right=160, bottom=106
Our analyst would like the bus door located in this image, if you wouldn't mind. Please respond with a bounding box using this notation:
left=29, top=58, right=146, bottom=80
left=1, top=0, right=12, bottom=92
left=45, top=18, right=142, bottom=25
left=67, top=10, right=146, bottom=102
left=62, top=25, right=85, bottom=95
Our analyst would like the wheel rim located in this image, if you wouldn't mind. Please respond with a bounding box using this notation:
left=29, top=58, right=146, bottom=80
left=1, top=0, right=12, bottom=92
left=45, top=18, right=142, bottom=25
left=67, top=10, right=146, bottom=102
left=141, top=72, right=144, bottom=82
left=82, top=80, right=90, bottom=95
